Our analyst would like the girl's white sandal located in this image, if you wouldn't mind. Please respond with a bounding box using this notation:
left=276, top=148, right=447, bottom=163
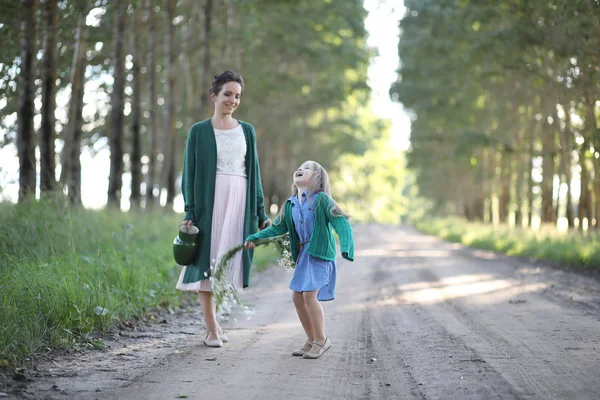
left=303, top=338, right=331, bottom=359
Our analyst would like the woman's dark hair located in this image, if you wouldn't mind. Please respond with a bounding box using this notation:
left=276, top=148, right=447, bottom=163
left=209, top=70, right=244, bottom=96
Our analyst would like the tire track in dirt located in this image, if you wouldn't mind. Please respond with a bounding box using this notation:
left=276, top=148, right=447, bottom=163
left=368, top=255, right=524, bottom=400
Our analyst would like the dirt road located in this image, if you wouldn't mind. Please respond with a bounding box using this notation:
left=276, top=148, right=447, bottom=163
left=17, top=224, right=600, bottom=399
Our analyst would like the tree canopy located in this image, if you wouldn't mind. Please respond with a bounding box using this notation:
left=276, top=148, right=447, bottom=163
left=392, top=0, right=600, bottom=229
left=2, top=0, right=403, bottom=218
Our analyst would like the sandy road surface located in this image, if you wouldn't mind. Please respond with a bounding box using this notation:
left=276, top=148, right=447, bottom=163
left=13, top=224, right=600, bottom=399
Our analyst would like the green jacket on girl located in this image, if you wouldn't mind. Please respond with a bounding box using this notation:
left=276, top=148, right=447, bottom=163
left=180, top=119, right=269, bottom=287
left=246, top=192, right=355, bottom=263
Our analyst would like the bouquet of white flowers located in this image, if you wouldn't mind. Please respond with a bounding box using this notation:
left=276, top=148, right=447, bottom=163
left=212, top=233, right=294, bottom=310
left=272, top=235, right=295, bottom=271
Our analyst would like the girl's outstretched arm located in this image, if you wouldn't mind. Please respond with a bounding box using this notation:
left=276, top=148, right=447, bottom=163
left=245, top=214, right=288, bottom=245
left=321, top=194, right=355, bottom=261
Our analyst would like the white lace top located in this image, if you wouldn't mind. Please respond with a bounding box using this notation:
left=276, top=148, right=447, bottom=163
left=214, top=125, right=247, bottom=177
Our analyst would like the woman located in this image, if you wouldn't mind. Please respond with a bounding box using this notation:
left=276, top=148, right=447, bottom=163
left=176, top=71, right=271, bottom=347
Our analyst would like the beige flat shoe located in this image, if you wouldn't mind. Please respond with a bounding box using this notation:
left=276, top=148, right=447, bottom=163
left=303, top=338, right=331, bottom=359
left=218, top=328, right=229, bottom=343
left=291, top=341, right=313, bottom=357
left=203, top=334, right=223, bottom=348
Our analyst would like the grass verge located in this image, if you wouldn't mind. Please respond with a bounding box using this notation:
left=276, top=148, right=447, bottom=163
left=414, top=217, right=600, bottom=270
left=0, top=199, right=279, bottom=367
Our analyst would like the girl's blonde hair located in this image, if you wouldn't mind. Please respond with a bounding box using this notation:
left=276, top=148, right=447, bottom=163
left=277, top=161, right=349, bottom=222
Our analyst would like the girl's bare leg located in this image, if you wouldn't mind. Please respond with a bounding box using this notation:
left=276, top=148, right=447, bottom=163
left=293, top=291, right=315, bottom=342
left=303, top=290, right=326, bottom=343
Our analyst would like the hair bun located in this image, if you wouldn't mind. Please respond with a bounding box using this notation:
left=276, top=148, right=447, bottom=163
left=208, top=70, right=245, bottom=96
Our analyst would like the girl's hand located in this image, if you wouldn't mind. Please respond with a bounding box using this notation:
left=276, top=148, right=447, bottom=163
left=182, top=220, right=193, bottom=229
left=260, top=219, right=272, bottom=229
left=244, top=241, right=256, bottom=250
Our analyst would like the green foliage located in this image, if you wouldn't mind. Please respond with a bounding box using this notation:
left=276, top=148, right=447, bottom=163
left=227, top=0, right=374, bottom=204
left=2, top=0, right=378, bottom=212
left=0, top=199, right=276, bottom=366
left=251, top=242, right=281, bottom=273
left=0, top=0, right=95, bottom=143
left=391, top=0, right=600, bottom=219
left=415, top=217, right=600, bottom=269
left=0, top=199, right=181, bottom=365
left=333, top=131, right=409, bottom=224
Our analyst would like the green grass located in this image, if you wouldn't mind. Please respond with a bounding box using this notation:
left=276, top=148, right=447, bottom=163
left=0, top=199, right=279, bottom=366
left=414, top=217, right=600, bottom=270
left=252, top=243, right=281, bottom=272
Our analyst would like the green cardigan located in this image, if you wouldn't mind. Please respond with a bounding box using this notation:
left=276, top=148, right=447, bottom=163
left=181, top=119, right=268, bottom=287
left=246, top=192, right=354, bottom=262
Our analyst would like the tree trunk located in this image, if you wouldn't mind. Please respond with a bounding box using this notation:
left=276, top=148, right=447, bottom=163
left=40, top=0, right=58, bottom=194
left=595, top=165, right=600, bottom=230
left=489, top=148, right=497, bottom=224
left=540, top=124, right=556, bottom=224
left=589, top=172, right=596, bottom=229
left=565, top=176, right=574, bottom=229
left=578, top=145, right=590, bottom=230
left=585, top=95, right=600, bottom=229
left=219, top=0, right=237, bottom=68
left=197, top=0, right=213, bottom=118
left=473, top=196, right=484, bottom=221
left=163, top=0, right=177, bottom=209
left=67, top=57, right=86, bottom=206
left=558, top=105, right=574, bottom=228
left=182, top=5, right=197, bottom=130
left=481, top=148, right=490, bottom=222
left=107, top=1, right=127, bottom=208
left=555, top=174, right=563, bottom=224
left=17, top=0, right=38, bottom=202
left=514, top=138, right=525, bottom=227
left=63, top=12, right=88, bottom=205
left=498, top=150, right=511, bottom=224
left=130, top=3, right=143, bottom=211
left=527, top=121, right=537, bottom=228
left=145, top=0, right=159, bottom=210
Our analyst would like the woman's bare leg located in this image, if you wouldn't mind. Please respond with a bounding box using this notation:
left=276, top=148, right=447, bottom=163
left=198, top=291, right=219, bottom=341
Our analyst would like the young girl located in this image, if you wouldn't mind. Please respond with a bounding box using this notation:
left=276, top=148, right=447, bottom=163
left=244, top=161, right=354, bottom=359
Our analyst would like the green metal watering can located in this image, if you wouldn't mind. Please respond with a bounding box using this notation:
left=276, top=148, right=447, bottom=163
left=173, top=224, right=200, bottom=265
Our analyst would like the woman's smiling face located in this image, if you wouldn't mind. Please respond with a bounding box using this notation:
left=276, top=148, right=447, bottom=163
left=212, top=81, right=242, bottom=115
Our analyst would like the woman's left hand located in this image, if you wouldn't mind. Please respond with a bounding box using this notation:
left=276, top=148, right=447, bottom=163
left=260, top=219, right=272, bottom=229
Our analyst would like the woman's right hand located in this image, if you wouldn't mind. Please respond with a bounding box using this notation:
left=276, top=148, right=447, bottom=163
left=182, top=220, right=193, bottom=229
left=244, top=241, right=255, bottom=250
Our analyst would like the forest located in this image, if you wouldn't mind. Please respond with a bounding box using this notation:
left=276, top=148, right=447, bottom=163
left=1, top=0, right=403, bottom=221
left=392, top=0, right=600, bottom=231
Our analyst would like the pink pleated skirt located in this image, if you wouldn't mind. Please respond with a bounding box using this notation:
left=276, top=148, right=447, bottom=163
left=176, top=174, right=247, bottom=292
